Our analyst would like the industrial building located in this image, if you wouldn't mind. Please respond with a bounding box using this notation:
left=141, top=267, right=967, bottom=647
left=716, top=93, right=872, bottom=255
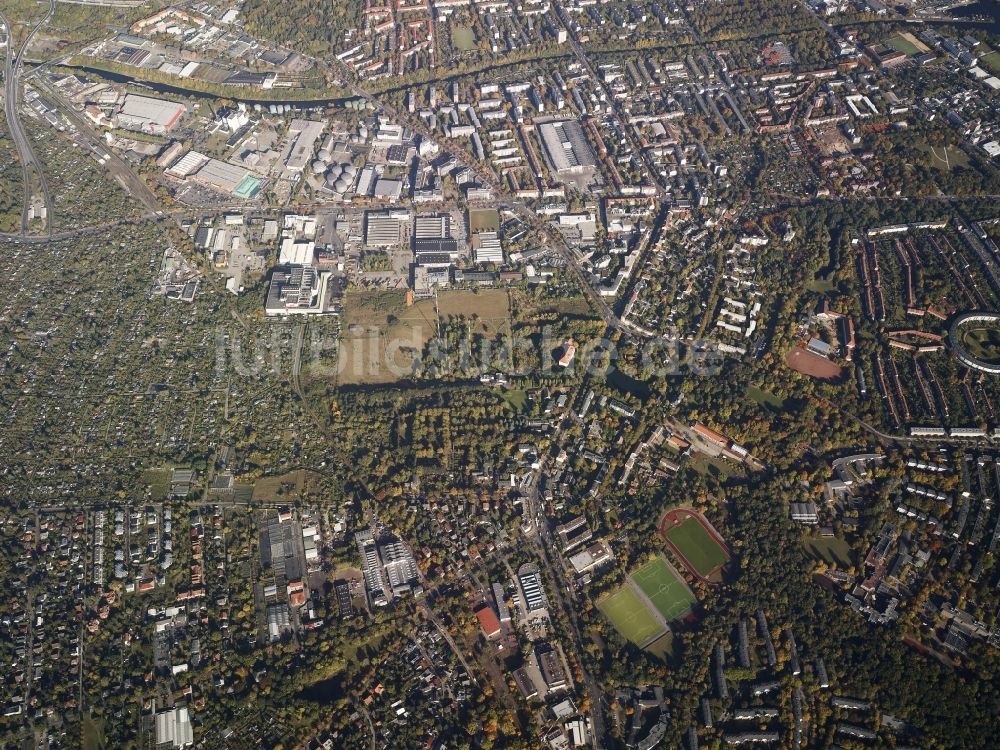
left=357, top=530, right=389, bottom=608
left=365, top=211, right=407, bottom=246
left=537, top=119, right=598, bottom=174
left=379, top=538, right=419, bottom=597
left=373, top=178, right=403, bottom=201
left=518, top=563, right=548, bottom=612
left=278, top=238, right=315, bottom=266
left=155, top=706, right=194, bottom=748
left=264, top=266, right=329, bottom=316
left=355, top=528, right=419, bottom=607
left=116, top=94, right=186, bottom=134
left=474, top=231, right=503, bottom=264
left=280, top=119, right=325, bottom=176
left=414, top=214, right=452, bottom=240
left=165, top=150, right=262, bottom=198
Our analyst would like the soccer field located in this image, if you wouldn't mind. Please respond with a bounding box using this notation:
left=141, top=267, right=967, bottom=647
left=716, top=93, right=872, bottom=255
left=631, top=558, right=695, bottom=622
left=665, top=516, right=730, bottom=578
left=598, top=586, right=665, bottom=647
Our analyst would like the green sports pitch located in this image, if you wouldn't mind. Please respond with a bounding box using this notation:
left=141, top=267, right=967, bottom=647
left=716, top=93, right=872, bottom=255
left=598, top=586, right=666, bottom=647
left=664, top=516, right=730, bottom=578
left=631, top=558, right=695, bottom=622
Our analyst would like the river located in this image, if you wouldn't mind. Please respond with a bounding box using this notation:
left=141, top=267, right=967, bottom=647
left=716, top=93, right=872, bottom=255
left=59, top=64, right=357, bottom=110
left=941, top=1, right=1000, bottom=34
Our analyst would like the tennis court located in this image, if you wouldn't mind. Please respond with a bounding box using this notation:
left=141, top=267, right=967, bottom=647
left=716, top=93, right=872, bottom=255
left=630, top=557, right=695, bottom=623
left=598, top=586, right=666, bottom=647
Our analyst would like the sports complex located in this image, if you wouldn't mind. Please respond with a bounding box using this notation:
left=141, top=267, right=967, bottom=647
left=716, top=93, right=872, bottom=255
left=598, top=556, right=696, bottom=649
left=658, top=507, right=731, bottom=583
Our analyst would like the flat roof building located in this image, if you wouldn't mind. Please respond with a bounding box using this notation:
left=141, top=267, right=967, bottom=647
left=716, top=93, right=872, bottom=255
left=414, top=214, right=452, bottom=239
left=264, top=266, right=329, bottom=316
left=538, top=648, right=568, bottom=691
left=365, top=212, right=405, bottom=246
left=379, top=538, right=418, bottom=596
left=281, top=119, right=324, bottom=175
left=155, top=706, right=194, bottom=748
left=373, top=178, right=403, bottom=201
left=568, top=540, right=614, bottom=574
left=117, top=94, right=186, bottom=134
left=538, top=119, right=597, bottom=174
left=474, top=231, right=503, bottom=264
left=414, top=238, right=459, bottom=258
left=518, top=563, right=548, bottom=612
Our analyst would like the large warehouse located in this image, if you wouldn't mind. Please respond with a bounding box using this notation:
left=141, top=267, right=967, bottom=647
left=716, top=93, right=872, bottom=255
left=537, top=119, right=597, bottom=174
left=164, top=150, right=262, bottom=199
left=115, top=94, right=186, bottom=134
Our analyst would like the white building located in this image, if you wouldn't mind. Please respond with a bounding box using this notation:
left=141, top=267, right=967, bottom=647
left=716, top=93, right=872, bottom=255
left=155, top=707, right=194, bottom=748
left=474, top=231, right=503, bottom=263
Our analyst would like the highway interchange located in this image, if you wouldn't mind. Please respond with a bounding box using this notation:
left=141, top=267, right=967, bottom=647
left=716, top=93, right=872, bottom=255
left=0, top=0, right=54, bottom=236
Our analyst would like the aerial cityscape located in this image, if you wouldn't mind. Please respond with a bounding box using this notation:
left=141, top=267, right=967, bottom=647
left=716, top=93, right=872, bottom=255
left=2, top=0, right=1000, bottom=747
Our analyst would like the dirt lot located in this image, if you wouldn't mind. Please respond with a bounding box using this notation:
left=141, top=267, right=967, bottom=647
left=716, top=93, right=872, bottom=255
left=785, top=347, right=844, bottom=380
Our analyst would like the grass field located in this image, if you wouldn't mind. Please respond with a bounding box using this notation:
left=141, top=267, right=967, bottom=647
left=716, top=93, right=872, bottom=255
left=663, top=515, right=730, bottom=579
left=511, top=290, right=595, bottom=320
left=141, top=467, right=171, bottom=501
left=689, top=453, right=744, bottom=480
left=803, top=535, right=856, bottom=568
left=914, top=141, right=970, bottom=171
left=645, top=631, right=677, bottom=661
left=885, top=32, right=925, bottom=56
left=503, top=389, right=529, bottom=412
left=82, top=714, right=104, bottom=750
left=599, top=586, right=666, bottom=647
left=340, top=290, right=437, bottom=384
left=469, top=207, right=500, bottom=233
left=980, top=50, right=1000, bottom=75
left=746, top=385, right=786, bottom=411
left=252, top=469, right=314, bottom=502
left=437, top=288, right=511, bottom=335
left=806, top=275, right=837, bottom=293
left=631, top=558, right=696, bottom=622
left=451, top=24, right=476, bottom=51
left=959, top=325, right=1000, bottom=362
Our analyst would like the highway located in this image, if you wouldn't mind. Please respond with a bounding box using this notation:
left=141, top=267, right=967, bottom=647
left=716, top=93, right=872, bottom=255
left=0, top=0, right=55, bottom=235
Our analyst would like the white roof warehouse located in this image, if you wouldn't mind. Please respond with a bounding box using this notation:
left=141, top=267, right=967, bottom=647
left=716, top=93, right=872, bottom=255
left=116, top=94, right=187, bottom=134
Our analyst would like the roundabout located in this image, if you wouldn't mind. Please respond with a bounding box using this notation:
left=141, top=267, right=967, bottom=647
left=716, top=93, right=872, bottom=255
left=949, top=312, right=1000, bottom=374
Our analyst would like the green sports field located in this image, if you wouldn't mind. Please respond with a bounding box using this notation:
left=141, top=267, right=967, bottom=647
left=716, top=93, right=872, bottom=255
left=665, top=517, right=730, bottom=578
left=598, top=586, right=665, bottom=647
left=885, top=33, right=920, bottom=56
left=631, top=558, right=696, bottom=622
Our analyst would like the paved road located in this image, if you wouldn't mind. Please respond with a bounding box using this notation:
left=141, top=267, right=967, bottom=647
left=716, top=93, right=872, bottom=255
left=517, top=397, right=609, bottom=749
left=0, top=0, right=55, bottom=235
left=552, top=0, right=668, bottom=202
